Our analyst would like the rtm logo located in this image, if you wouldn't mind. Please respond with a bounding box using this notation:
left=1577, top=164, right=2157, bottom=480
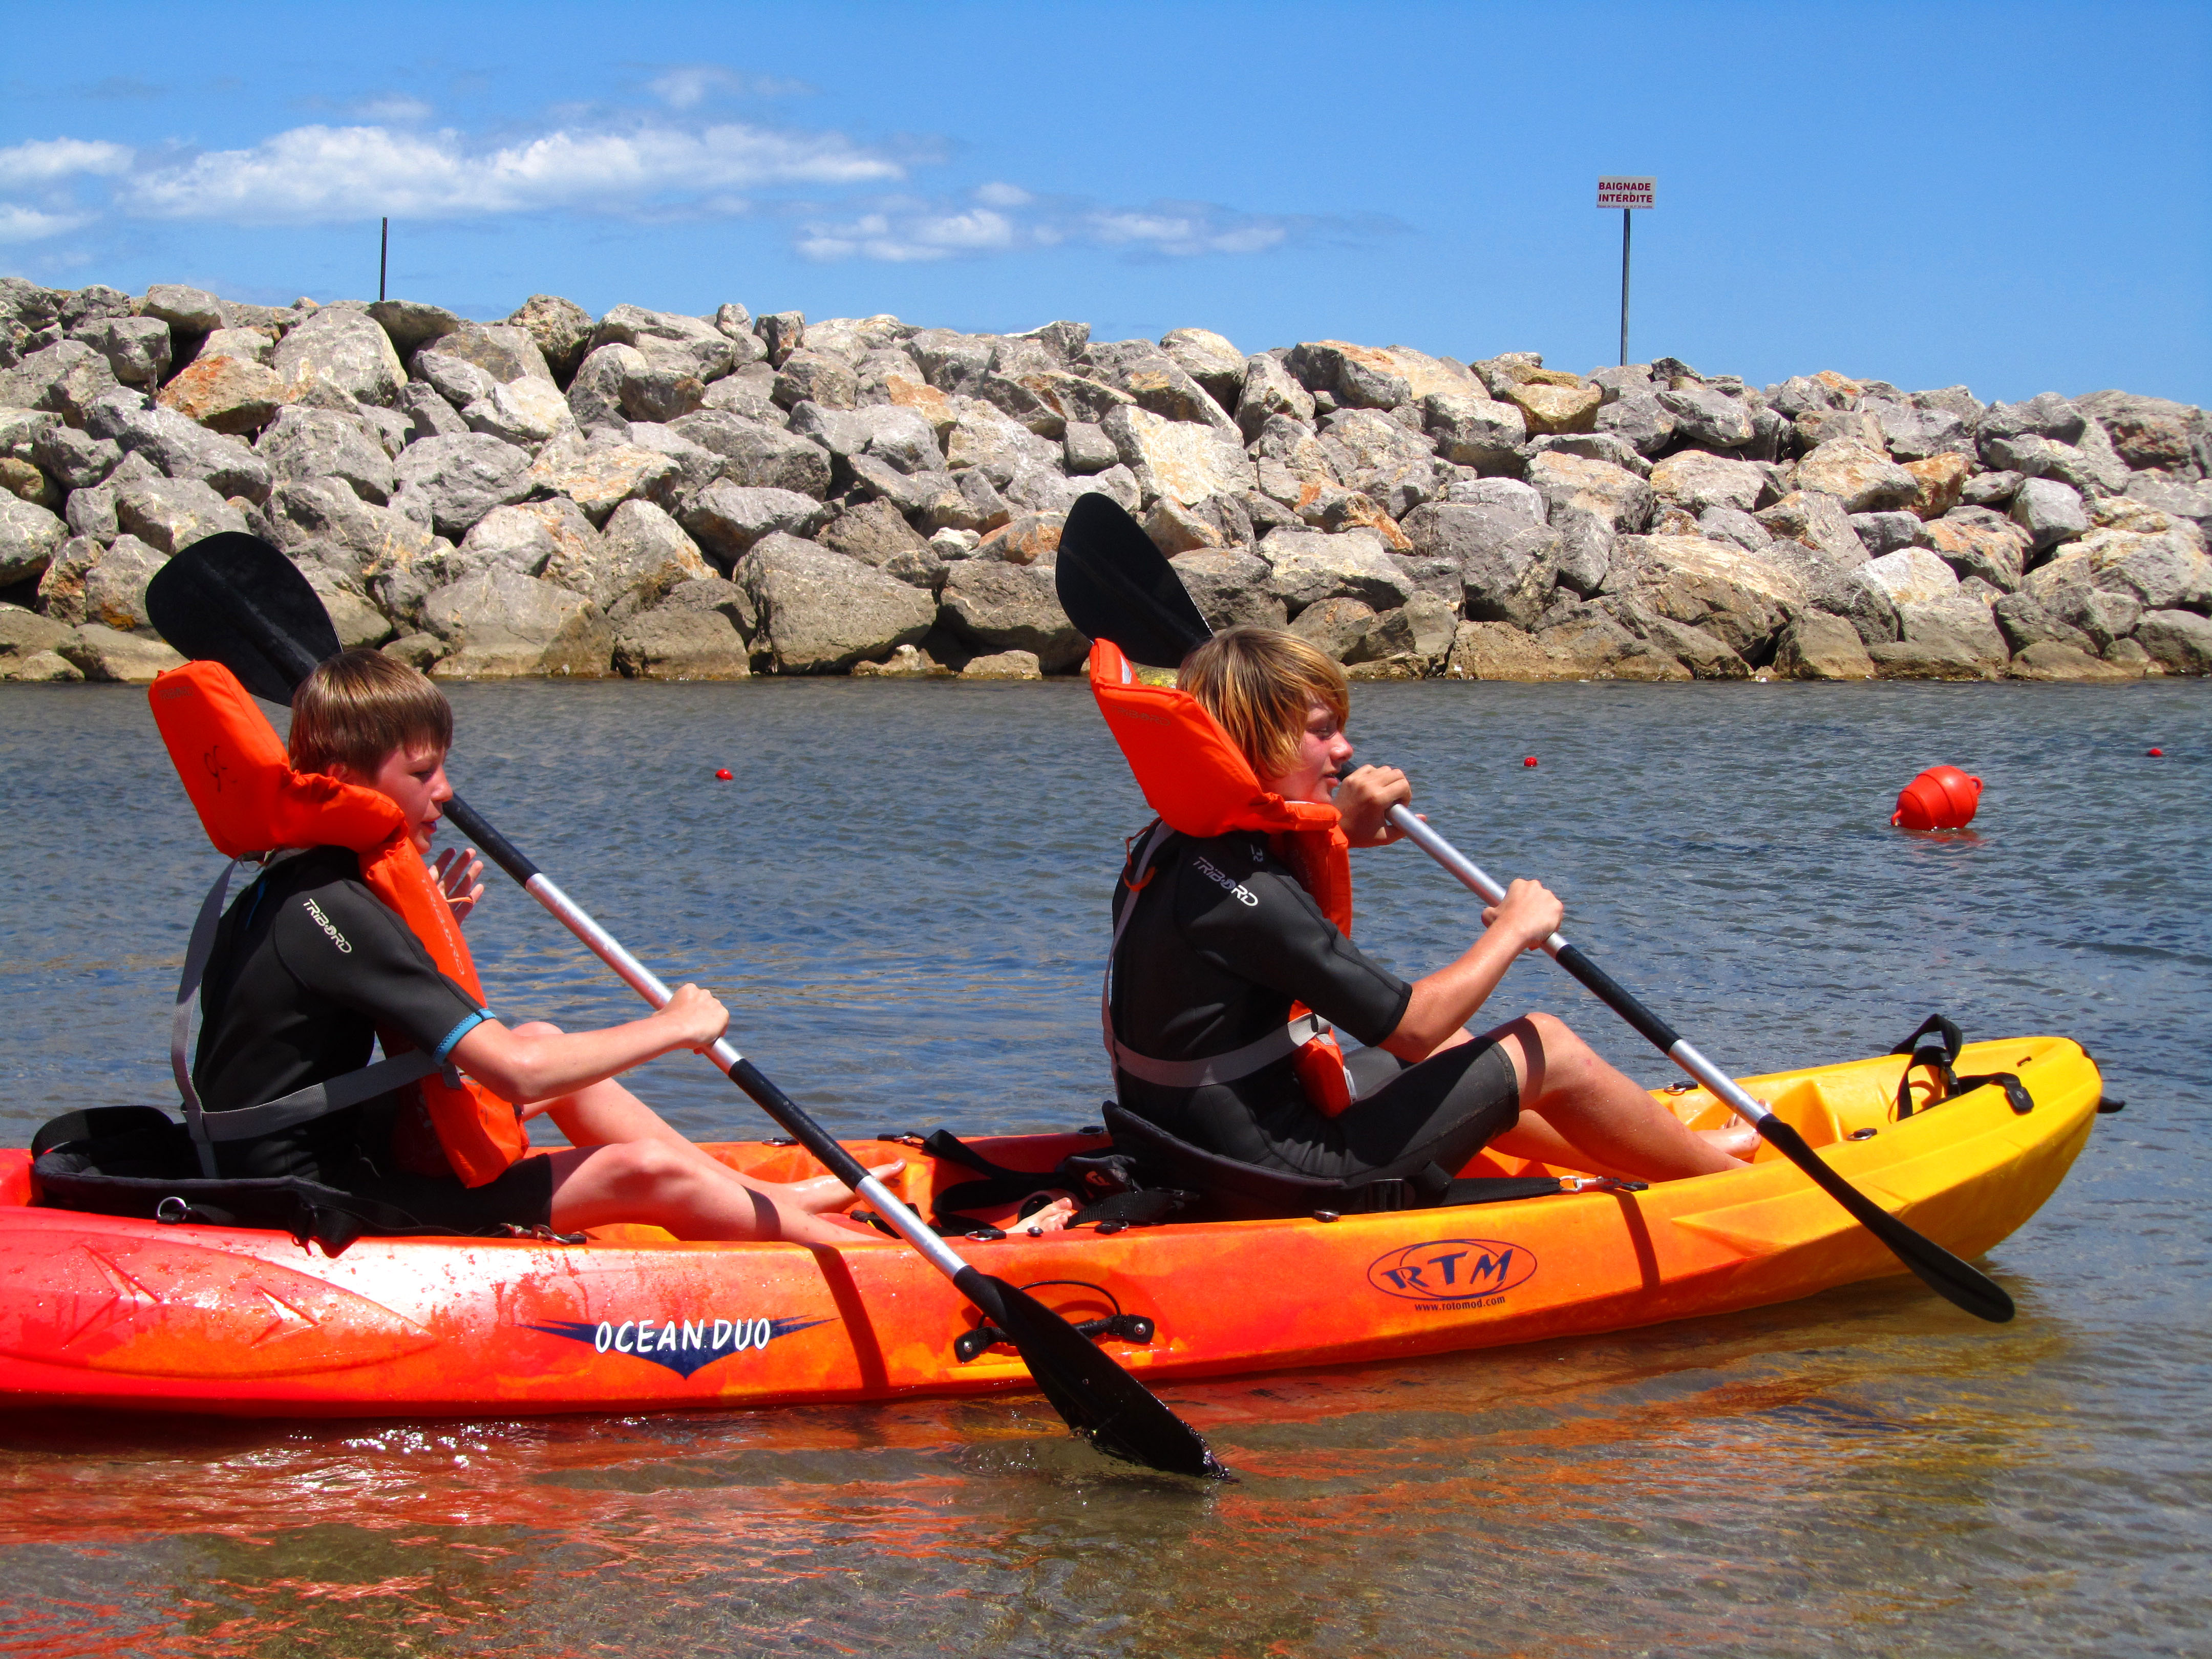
left=1366, top=1238, right=1537, bottom=1303
left=525, top=1313, right=834, bottom=1378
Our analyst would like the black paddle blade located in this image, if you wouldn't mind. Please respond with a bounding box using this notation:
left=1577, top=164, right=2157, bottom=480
left=1756, top=1118, right=2015, bottom=1323
left=1055, top=493, right=1213, bottom=670
left=146, top=532, right=337, bottom=701
left=954, top=1266, right=1228, bottom=1479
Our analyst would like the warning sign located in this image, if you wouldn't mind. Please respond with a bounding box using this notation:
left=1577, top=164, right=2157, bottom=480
left=1596, top=177, right=1655, bottom=209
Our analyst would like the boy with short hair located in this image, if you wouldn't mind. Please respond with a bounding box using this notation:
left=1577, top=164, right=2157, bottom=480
left=194, top=648, right=879, bottom=1243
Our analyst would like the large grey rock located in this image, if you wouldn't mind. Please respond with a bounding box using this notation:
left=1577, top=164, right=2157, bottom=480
left=1423, top=393, right=1526, bottom=471
left=1861, top=397, right=1971, bottom=461
left=75, top=534, right=167, bottom=632
left=1923, top=508, right=2030, bottom=589
left=1594, top=391, right=1675, bottom=456
left=0, top=341, right=120, bottom=424
left=398, top=381, right=469, bottom=444
left=591, top=305, right=737, bottom=382
left=255, top=405, right=394, bottom=502
left=422, top=569, right=614, bottom=677
left=1697, top=505, right=1772, bottom=555
left=155, top=353, right=287, bottom=435
left=613, top=605, right=752, bottom=679
left=30, top=422, right=119, bottom=491
left=1401, top=498, right=1550, bottom=614
left=1602, top=535, right=1804, bottom=658
left=1657, top=384, right=1755, bottom=449
left=1771, top=612, right=1876, bottom=679
left=938, top=554, right=1084, bottom=671
left=0, top=495, right=67, bottom=584
left=670, top=411, right=832, bottom=497
left=1094, top=345, right=1235, bottom=433
left=115, top=478, right=246, bottom=554
left=1755, top=490, right=1869, bottom=567
left=1991, top=589, right=2099, bottom=655
left=191, top=327, right=275, bottom=367
left=2010, top=477, right=2091, bottom=550
left=2133, top=609, right=2212, bottom=674
left=521, top=440, right=682, bottom=526
left=907, top=330, right=994, bottom=395
left=73, top=316, right=172, bottom=388
left=682, top=482, right=834, bottom=563
left=1793, top=439, right=1920, bottom=513
left=1849, top=509, right=1932, bottom=556
left=1649, top=450, right=1767, bottom=514
left=550, top=497, right=715, bottom=613
left=56, top=623, right=185, bottom=683
left=95, top=397, right=271, bottom=501
left=411, top=348, right=500, bottom=410
left=365, top=300, right=462, bottom=359
left=1235, top=354, right=1316, bottom=440
left=1525, top=431, right=1652, bottom=479
left=461, top=378, right=577, bottom=450
left=272, top=308, right=405, bottom=407
left=1064, top=419, right=1119, bottom=475
left=2061, top=523, right=2212, bottom=611
left=1173, top=549, right=1287, bottom=630
left=1160, top=329, right=1247, bottom=408
left=2019, top=548, right=2146, bottom=650
left=264, top=477, right=437, bottom=579
left=1526, top=451, right=1654, bottom=533
left=616, top=421, right=722, bottom=506
left=2075, top=390, right=2209, bottom=474
left=2123, top=472, right=2212, bottom=533
left=740, top=534, right=937, bottom=672
left=568, top=343, right=696, bottom=429
left=1103, top=405, right=1253, bottom=506
left=0, top=408, right=58, bottom=462
left=943, top=399, right=1059, bottom=484
left=507, top=295, right=597, bottom=385
left=1978, top=391, right=2086, bottom=448
left=391, top=433, right=534, bottom=537
left=1254, top=526, right=1412, bottom=615
left=818, top=499, right=943, bottom=590
left=452, top=503, right=564, bottom=579
left=431, top=323, right=553, bottom=387
left=0, top=602, right=71, bottom=663
left=788, top=401, right=941, bottom=474
left=138, top=284, right=226, bottom=336
left=774, top=350, right=860, bottom=412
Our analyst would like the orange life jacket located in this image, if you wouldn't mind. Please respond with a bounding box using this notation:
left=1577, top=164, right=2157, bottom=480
left=147, top=660, right=530, bottom=1187
left=1087, top=638, right=1358, bottom=1115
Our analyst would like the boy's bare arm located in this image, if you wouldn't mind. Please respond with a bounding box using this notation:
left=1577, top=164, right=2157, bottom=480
left=446, top=983, right=728, bottom=1104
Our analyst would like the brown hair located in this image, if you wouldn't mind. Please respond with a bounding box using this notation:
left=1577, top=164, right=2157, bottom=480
left=288, top=649, right=453, bottom=778
left=1178, top=625, right=1350, bottom=780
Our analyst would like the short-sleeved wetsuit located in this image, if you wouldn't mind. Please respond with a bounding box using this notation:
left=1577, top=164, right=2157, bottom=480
left=1108, top=827, right=1520, bottom=1182
left=193, top=846, right=552, bottom=1229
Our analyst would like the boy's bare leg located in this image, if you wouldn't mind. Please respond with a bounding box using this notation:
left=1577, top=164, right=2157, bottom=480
left=511, top=1023, right=901, bottom=1213
left=542, top=1142, right=874, bottom=1245
left=1481, top=1012, right=1750, bottom=1180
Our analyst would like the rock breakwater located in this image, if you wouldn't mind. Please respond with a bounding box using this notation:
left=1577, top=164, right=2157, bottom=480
left=3, top=276, right=2208, bottom=686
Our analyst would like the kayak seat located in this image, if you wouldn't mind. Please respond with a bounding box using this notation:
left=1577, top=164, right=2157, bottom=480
left=1098, top=1103, right=1563, bottom=1223
left=26, top=1104, right=518, bottom=1256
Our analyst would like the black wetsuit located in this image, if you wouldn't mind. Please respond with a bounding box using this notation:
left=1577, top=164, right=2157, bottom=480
left=193, top=846, right=552, bottom=1229
left=1108, top=827, right=1520, bottom=1182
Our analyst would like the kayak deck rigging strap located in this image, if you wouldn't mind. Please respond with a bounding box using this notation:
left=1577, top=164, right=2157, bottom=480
left=1890, top=1014, right=2034, bottom=1119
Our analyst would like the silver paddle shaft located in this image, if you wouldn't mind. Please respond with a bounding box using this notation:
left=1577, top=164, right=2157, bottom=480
left=1385, top=805, right=1773, bottom=1127
left=515, top=869, right=972, bottom=1278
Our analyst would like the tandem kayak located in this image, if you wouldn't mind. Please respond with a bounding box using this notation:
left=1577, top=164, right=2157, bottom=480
left=0, top=1036, right=2104, bottom=1419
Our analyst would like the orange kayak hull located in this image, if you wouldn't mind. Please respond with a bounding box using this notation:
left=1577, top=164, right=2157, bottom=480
left=0, top=1036, right=2102, bottom=1417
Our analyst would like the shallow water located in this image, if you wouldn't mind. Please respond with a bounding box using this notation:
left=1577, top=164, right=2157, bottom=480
left=0, top=677, right=2204, bottom=1657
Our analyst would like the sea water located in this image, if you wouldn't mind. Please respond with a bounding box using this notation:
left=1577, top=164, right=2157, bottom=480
left=0, top=678, right=2204, bottom=1657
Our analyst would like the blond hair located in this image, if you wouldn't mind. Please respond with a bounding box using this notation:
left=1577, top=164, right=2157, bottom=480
left=288, top=649, right=453, bottom=778
left=1178, top=626, right=1350, bottom=780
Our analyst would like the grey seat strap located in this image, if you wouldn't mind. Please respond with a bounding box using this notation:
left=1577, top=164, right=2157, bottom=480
left=171, top=858, right=444, bottom=1177
left=1100, top=821, right=1331, bottom=1090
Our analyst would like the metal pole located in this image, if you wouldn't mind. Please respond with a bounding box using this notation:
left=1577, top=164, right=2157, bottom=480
left=1619, top=207, right=1631, bottom=367
left=378, top=218, right=388, bottom=303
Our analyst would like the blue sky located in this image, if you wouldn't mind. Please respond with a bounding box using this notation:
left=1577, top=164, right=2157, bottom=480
left=4, top=1, right=2206, bottom=406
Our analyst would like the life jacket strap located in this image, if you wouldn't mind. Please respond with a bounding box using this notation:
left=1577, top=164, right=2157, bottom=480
left=1100, top=820, right=1332, bottom=1091
left=171, top=859, right=444, bottom=1178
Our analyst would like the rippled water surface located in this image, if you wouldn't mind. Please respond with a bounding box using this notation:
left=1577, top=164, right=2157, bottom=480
left=1, top=678, right=2205, bottom=1657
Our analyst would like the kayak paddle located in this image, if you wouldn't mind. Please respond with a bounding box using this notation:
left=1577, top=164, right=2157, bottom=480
left=146, top=532, right=1229, bottom=1478
left=1053, top=492, right=2015, bottom=1325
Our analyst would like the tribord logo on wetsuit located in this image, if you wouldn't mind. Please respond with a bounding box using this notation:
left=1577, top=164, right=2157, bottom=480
left=1366, top=1239, right=1537, bottom=1306
left=1192, top=855, right=1260, bottom=908
left=524, top=1313, right=835, bottom=1378
left=300, top=896, right=353, bottom=954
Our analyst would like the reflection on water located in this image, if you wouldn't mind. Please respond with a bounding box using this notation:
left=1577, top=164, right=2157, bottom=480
left=1, top=679, right=2206, bottom=1655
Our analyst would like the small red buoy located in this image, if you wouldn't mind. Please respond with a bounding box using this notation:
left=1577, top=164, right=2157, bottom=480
left=2147, top=748, right=2164, bottom=757
left=1891, top=764, right=1981, bottom=830
left=714, top=768, right=733, bottom=781
left=1523, top=756, right=1538, bottom=768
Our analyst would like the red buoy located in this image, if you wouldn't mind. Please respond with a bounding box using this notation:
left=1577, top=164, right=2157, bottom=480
left=1891, top=764, right=1982, bottom=830
left=2148, top=748, right=2164, bottom=757
left=1523, top=756, right=1538, bottom=768
left=714, top=768, right=733, bottom=781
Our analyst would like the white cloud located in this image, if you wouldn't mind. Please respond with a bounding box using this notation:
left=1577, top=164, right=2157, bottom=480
left=797, top=187, right=1316, bottom=264
left=122, top=120, right=907, bottom=222
left=0, top=204, right=88, bottom=242
left=648, top=65, right=813, bottom=108
left=352, top=94, right=433, bottom=121
left=0, top=138, right=134, bottom=182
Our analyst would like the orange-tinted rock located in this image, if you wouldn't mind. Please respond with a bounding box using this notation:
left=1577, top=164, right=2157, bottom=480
left=157, top=354, right=288, bottom=435
left=1904, top=453, right=1971, bottom=520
